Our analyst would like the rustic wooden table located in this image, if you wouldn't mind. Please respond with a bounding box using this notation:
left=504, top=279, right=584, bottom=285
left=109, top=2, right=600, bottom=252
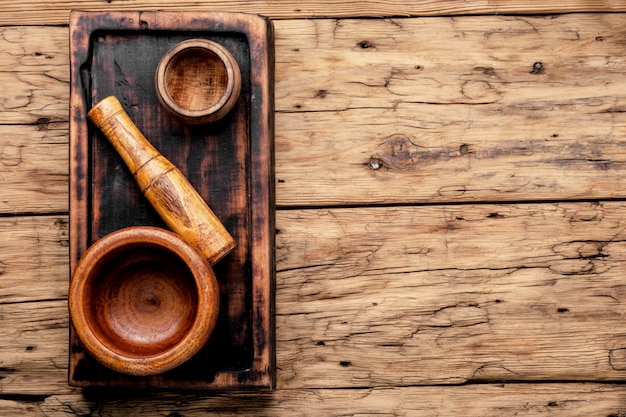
left=4, top=1, right=626, bottom=415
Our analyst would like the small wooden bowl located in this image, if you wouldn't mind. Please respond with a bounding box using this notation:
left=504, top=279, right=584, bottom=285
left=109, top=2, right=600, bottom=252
left=68, top=226, right=220, bottom=376
left=155, top=39, right=241, bottom=124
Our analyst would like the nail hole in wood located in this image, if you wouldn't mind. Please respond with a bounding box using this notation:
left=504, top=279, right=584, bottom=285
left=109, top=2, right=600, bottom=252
left=369, top=158, right=382, bottom=170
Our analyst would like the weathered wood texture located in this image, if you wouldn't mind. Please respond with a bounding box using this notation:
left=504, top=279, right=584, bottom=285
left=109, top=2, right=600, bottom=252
left=0, top=27, right=68, bottom=124
left=0, top=26, right=68, bottom=213
left=6, top=15, right=626, bottom=212
left=4, top=204, right=626, bottom=395
left=0, top=123, right=67, bottom=214
left=2, top=0, right=626, bottom=24
left=3, top=384, right=626, bottom=416
left=68, top=11, right=275, bottom=389
left=276, top=203, right=626, bottom=387
left=4, top=6, right=626, bottom=416
left=0, top=300, right=68, bottom=395
left=0, top=216, right=68, bottom=304
left=274, top=14, right=626, bottom=205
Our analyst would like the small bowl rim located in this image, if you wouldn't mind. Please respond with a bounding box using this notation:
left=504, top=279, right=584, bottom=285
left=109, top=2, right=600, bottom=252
left=155, top=38, right=241, bottom=124
left=68, top=226, right=219, bottom=376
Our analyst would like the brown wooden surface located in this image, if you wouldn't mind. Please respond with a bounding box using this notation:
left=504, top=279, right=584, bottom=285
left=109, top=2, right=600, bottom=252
left=3, top=0, right=626, bottom=24
left=68, top=11, right=274, bottom=389
left=5, top=2, right=626, bottom=415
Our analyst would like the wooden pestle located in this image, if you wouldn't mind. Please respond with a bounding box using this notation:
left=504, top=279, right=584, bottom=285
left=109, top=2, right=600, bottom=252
left=87, top=96, right=236, bottom=265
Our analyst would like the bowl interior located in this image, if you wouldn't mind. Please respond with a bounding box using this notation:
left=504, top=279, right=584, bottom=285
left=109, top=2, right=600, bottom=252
left=83, top=243, right=199, bottom=358
left=164, top=46, right=228, bottom=111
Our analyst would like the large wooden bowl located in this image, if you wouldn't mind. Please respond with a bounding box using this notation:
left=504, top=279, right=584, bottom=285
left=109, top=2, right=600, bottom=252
left=68, top=226, right=220, bottom=376
left=155, top=38, right=241, bottom=124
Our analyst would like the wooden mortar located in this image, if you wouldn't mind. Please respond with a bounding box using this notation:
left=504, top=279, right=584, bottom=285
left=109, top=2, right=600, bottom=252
left=69, top=226, right=220, bottom=376
left=155, top=39, right=241, bottom=124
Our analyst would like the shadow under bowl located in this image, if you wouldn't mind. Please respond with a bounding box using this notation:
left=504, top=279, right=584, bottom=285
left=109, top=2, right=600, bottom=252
left=68, top=226, right=219, bottom=376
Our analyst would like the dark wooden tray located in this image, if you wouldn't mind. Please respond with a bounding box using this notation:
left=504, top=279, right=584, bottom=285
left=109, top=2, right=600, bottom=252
left=68, top=10, right=275, bottom=389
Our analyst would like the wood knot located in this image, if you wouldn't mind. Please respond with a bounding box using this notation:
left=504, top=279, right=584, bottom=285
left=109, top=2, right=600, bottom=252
left=609, top=348, right=626, bottom=370
left=356, top=40, right=375, bottom=49
left=530, top=61, right=544, bottom=74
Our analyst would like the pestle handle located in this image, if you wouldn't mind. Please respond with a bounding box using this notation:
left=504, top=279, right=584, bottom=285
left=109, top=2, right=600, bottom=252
left=87, top=96, right=236, bottom=265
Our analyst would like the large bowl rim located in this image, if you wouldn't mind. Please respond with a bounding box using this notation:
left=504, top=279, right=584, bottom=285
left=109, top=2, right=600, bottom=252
left=68, top=226, right=219, bottom=376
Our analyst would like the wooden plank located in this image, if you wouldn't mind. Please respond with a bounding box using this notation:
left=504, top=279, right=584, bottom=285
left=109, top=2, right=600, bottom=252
left=0, top=124, right=68, bottom=214
left=1, top=383, right=624, bottom=416
left=276, top=14, right=626, bottom=112
left=0, top=301, right=69, bottom=395
left=7, top=7, right=626, bottom=417
left=0, top=217, right=68, bottom=394
left=0, top=27, right=67, bottom=73
left=0, top=215, right=68, bottom=303
left=2, top=0, right=626, bottom=25
left=275, top=105, right=626, bottom=205
left=274, top=14, right=626, bottom=205
left=6, top=204, right=626, bottom=393
left=0, top=26, right=68, bottom=124
left=0, top=71, right=67, bottom=125
left=275, top=202, right=626, bottom=387
left=68, top=11, right=275, bottom=389
left=0, top=27, right=67, bottom=214
left=8, top=15, right=626, bottom=207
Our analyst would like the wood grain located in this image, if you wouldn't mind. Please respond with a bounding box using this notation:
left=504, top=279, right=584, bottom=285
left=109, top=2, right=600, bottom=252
left=5, top=8, right=626, bottom=416
left=274, top=14, right=626, bottom=205
left=0, top=300, right=68, bottom=395
left=275, top=202, right=626, bottom=387
left=0, top=123, right=68, bottom=214
left=0, top=216, right=68, bottom=304
left=8, top=15, right=626, bottom=208
left=5, top=204, right=626, bottom=394
left=0, top=27, right=68, bottom=125
left=3, top=383, right=626, bottom=416
left=2, top=0, right=626, bottom=24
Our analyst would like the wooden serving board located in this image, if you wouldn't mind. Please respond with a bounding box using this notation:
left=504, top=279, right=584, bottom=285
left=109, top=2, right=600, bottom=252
left=68, top=10, right=275, bottom=389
